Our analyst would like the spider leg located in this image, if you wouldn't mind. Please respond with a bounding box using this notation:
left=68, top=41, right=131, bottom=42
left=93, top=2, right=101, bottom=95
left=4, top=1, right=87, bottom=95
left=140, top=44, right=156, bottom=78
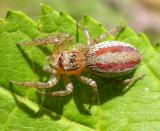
left=93, top=25, right=124, bottom=44
left=10, top=75, right=58, bottom=89
left=79, top=76, right=99, bottom=105
left=17, top=36, right=60, bottom=46
left=122, top=74, right=145, bottom=92
left=17, top=33, right=72, bottom=46
left=123, top=74, right=145, bottom=85
left=83, top=28, right=92, bottom=46
left=43, top=64, right=57, bottom=74
left=37, top=83, right=73, bottom=96
left=77, top=23, right=92, bottom=46
left=43, top=56, right=58, bottom=74
left=79, top=76, right=97, bottom=91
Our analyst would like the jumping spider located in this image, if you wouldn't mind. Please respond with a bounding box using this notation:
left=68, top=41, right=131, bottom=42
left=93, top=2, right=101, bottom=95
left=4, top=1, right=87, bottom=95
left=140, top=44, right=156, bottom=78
left=10, top=25, right=143, bottom=104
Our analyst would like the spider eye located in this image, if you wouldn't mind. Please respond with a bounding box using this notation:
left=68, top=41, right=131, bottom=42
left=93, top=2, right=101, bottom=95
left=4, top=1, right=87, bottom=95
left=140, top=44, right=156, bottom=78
left=74, top=63, right=79, bottom=68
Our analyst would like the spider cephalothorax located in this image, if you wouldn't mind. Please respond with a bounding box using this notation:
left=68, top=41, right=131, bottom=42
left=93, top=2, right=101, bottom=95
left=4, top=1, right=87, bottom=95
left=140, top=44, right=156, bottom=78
left=11, top=26, right=143, bottom=103
left=51, top=49, right=86, bottom=77
left=59, top=51, right=80, bottom=71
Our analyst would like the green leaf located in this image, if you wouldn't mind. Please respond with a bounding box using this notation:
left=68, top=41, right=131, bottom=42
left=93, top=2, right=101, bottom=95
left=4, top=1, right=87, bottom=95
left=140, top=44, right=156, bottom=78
left=0, top=3, right=160, bottom=131
left=0, top=86, right=92, bottom=131
left=155, top=42, right=160, bottom=53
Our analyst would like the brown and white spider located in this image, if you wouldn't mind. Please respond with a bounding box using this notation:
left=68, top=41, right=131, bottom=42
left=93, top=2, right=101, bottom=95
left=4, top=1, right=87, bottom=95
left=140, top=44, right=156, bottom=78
left=10, top=25, right=142, bottom=102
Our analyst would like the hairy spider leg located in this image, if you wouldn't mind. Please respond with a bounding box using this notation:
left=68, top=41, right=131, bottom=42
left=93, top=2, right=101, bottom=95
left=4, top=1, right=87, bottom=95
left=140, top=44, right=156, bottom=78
left=77, top=23, right=124, bottom=46
left=37, top=82, right=73, bottom=96
left=77, top=23, right=92, bottom=46
left=43, top=55, right=59, bottom=73
left=17, top=33, right=73, bottom=55
left=122, top=74, right=145, bottom=92
left=123, top=74, right=145, bottom=85
left=10, top=75, right=58, bottom=89
left=79, top=76, right=97, bottom=92
left=83, top=28, right=92, bottom=46
left=93, top=25, right=125, bottom=44
left=43, top=64, right=57, bottom=74
left=79, top=76, right=100, bottom=106
left=17, top=33, right=72, bottom=46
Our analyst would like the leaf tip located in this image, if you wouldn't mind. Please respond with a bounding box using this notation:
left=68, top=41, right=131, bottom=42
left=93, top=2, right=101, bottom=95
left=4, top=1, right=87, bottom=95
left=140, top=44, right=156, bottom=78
left=59, top=12, right=64, bottom=16
left=82, top=14, right=102, bottom=27
left=40, top=3, right=59, bottom=17
left=138, top=33, right=151, bottom=44
left=155, top=42, right=160, bottom=47
left=59, top=12, right=70, bottom=17
left=59, top=11, right=75, bottom=23
left=40, top=2, right=53, bottom=10
left=5, top=9, right=12, bottom=18
left=83, top=14, right=90, bottom=21
left=5, top=9, right=26, bottom=20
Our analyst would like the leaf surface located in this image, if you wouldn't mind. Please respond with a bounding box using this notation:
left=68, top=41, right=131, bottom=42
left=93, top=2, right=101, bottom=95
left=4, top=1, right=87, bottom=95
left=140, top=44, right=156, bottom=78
left=0, top=4, right=160, bottom=131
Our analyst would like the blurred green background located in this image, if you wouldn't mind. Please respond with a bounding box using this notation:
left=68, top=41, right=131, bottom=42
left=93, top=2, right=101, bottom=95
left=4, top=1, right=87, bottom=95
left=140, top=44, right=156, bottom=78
left=0, top=0, right=160, bottom=44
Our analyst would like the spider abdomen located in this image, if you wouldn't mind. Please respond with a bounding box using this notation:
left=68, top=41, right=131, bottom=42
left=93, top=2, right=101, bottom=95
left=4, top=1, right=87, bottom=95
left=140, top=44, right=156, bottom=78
left=86, top=41, right=142, bottom=78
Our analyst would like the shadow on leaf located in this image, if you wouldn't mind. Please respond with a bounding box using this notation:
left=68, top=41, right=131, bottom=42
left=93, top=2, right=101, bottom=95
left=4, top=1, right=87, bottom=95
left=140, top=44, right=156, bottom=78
left=17, top=45, right=46, bottom=81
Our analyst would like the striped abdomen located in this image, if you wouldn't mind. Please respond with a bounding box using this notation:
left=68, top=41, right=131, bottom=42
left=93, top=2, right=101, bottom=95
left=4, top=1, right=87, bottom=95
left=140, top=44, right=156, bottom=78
left=86, top=41, right=142, bottom=77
